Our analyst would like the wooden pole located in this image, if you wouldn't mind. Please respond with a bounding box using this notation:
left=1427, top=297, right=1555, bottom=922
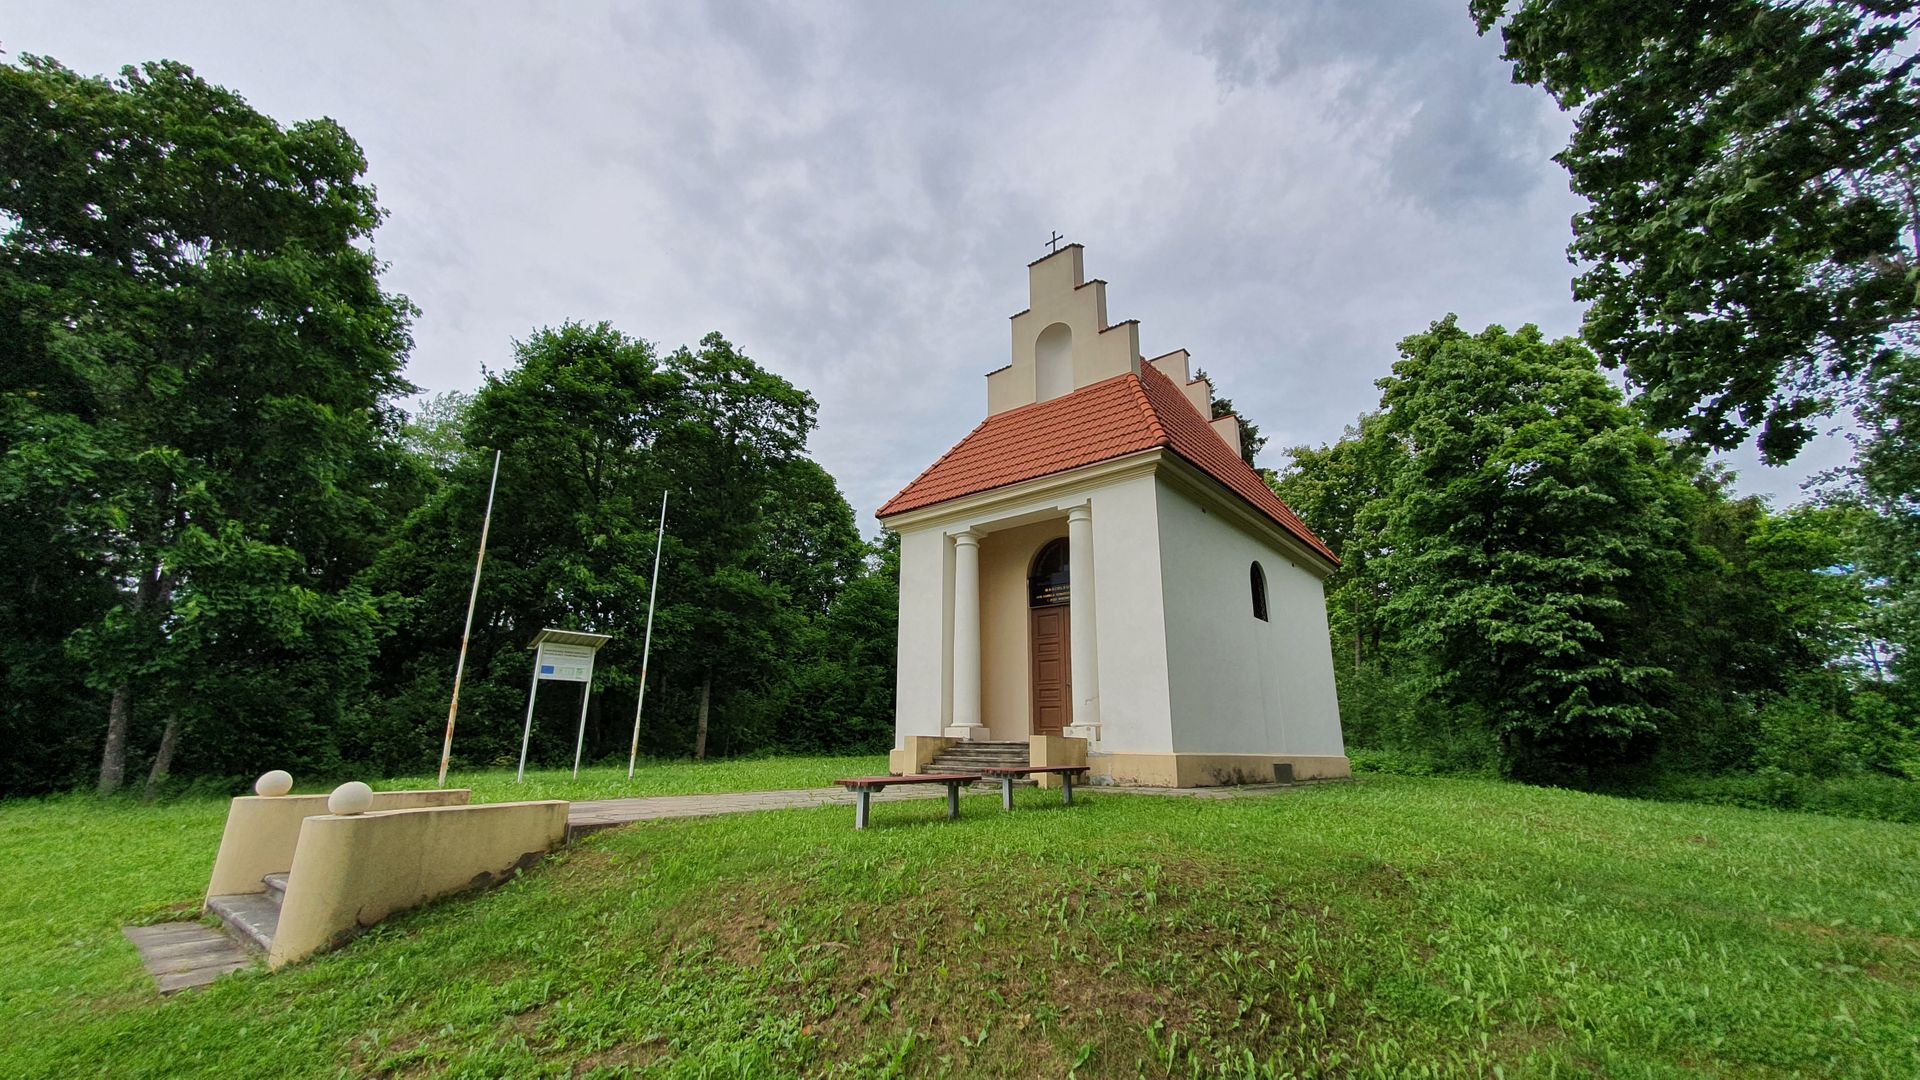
left=516, top=660, right=541, bottom=783
left=570, top=681, right=593, bottom=779
left=627, top=491, right=667, bottom=780
left=438, top=449, right=502, bottom=787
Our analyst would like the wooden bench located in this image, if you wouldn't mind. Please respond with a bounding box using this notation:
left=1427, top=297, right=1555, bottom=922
left=833, top=773, right=982, bottom=830
left=978, top=766, right=1091, bottom=810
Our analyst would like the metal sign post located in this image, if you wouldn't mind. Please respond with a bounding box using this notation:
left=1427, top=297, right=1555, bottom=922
left=516, top=628, right=612, bottom=782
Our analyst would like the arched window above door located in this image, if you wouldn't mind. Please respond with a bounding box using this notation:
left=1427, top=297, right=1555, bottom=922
left=1250, top=561, right=1269, bottom=621
left=1029, top=538, right=1070, bottom=607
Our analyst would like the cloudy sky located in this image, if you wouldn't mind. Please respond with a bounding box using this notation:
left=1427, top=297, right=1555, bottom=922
left=11, top=1, right=1846, bottom=518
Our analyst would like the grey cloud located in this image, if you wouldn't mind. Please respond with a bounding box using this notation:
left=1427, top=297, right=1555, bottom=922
left=9, top=0, right=1836, bottom=514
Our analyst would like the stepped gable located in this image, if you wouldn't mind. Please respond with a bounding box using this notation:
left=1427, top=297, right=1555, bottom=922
left=877, top=364, right=1337, bottom=567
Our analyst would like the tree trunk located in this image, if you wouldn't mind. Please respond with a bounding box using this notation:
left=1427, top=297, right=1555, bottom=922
left=97, top=563, right=166, bottom=797
left=97, top=683, right=134, bottom=797
left=144, top=713, right=181, bottom=800
left=694, top=671, right=712, bottom=761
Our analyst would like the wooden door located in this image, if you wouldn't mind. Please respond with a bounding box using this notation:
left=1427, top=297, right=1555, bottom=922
left=1029, top=605, right=1071, bottom=736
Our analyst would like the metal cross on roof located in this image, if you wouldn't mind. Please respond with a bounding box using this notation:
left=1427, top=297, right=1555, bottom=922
left=1046, top=230, right=1065, bottom=254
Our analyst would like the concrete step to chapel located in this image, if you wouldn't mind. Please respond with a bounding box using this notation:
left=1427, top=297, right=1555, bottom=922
left=207, top=892, right=279, bottom=954
left=263, top=872, right=288, bottom=908
left=926, top=741, right=1038, bottom=789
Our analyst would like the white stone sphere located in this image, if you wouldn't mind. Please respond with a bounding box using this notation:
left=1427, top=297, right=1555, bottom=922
left=254, top=770, right=294, bottom=798
left=328, top=781, right=374, bottom=816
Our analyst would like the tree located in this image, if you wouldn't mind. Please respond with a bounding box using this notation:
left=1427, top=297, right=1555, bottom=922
left=401, top=390, right=475, bottom=476
left=362, top=323, right=679, bottom=771
left=1474, top=0, right=1912, bottom=457
left=1193, top=367, right=1267, bottom=467
left=652, top=333, right=817, bottom=759
left=0, top=56, right=417, bottom=794
left=1470, top=0, right=1919, bottom=463
left=1374, top=318, right=1693, bottom=781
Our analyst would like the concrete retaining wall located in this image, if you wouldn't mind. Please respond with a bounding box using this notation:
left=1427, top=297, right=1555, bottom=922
left=269, top=800, right=568, bottom=968
left=206, top=789, right=471, bottom=901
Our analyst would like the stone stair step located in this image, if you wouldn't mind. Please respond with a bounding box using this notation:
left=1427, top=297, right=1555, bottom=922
left=262, top=872, right=288, bottom=908
left=207, top=892, right=280, bottom=954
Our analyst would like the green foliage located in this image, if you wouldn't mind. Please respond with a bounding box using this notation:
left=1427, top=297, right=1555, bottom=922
left=1629, top=769, right=1920, bottom=825
left=1374, top=318, right=1692, bottom=780
left=364, top=323, right=895, bottom=774
left=6, top=776, right=1920, bottom=1074
left=1471, top=0, right=1920, bottom=463
left=1275, top=316, right=1915, bottom=788
left=0, top=55, right=419, bottom=795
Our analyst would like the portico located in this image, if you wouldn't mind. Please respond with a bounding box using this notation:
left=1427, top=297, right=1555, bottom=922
left=925, top=500, right=1103, bottom=745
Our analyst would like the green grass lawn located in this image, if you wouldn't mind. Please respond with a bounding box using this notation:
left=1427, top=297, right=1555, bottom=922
left=2, top=770, right=1917, bottom=1077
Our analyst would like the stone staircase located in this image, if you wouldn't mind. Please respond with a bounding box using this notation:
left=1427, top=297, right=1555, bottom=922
left=206, top=872, right=285, bottom=954
left=925, top=740, right=1034, bottom=789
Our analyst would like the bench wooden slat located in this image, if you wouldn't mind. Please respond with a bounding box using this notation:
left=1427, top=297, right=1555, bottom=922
left=976, top=766, right=1088, bottom=777
left=835, top=773, right=981, bottom=789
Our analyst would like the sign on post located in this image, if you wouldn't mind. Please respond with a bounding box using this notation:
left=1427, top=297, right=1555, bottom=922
left=535, top=642, right=596, bottom=682
left=517, top=628, right=613, bottom=782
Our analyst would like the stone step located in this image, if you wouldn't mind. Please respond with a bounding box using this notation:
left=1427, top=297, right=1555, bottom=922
left=263, top=872, right=288, bottom=908
left=207, top=892, right=280, bottom=954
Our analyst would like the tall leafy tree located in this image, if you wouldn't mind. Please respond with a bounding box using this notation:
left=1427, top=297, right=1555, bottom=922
left=653, top=334, right=816, bottom=759
left=0, top=56, right=417, bottom=794
left=1375, top=318, right=1693, bottom=780
left=363, top=323, right=678, bottom=770
left=1470, top=0, right=1919, bottom=463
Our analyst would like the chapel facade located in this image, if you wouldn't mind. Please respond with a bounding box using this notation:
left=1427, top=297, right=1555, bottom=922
left=878, top=246, right=1350, bottom=787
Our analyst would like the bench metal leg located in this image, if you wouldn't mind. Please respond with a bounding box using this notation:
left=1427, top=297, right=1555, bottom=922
left=947, top=781, right=960, bottom=820
left=855, top=789, right=871, bottom=830
left=1001, top=776, right=1014, bottom=811
left=1062, top=772, right=1074, bottom=806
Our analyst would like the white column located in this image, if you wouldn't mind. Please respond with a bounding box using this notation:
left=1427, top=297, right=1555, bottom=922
left=1064, top=504, right=1101, bottom=740
left=944, top=529, right=986, bottom=740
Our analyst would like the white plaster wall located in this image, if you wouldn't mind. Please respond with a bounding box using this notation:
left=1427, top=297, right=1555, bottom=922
left=892, top=524, right=950, bottom=744
left=1154, top=480, right=1346, bottom=757
left=1086, top=473, right=1176, bottom=754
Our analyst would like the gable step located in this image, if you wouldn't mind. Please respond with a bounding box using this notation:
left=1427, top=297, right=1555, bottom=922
left=207, top=892, right=279, bottom=954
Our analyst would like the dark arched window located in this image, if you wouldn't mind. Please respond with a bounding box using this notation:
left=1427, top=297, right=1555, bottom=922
left=1250, top=561, right=1269, bottom=621
left=1029, top=538, right=1070, bottom=607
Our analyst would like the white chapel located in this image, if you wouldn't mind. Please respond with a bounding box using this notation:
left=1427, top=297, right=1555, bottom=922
left=879, top=246, right=1350, bottom=787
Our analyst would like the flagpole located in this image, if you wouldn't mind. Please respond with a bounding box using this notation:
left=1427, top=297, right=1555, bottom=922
left=627, top=490, right=668, bottom=779
left=437, top=448, right=501, bottom=787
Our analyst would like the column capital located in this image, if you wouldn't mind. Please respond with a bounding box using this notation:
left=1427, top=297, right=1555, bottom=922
left=1067, top=504, right=1092, bottom=524
left=952, top=529, right=982, bottom=547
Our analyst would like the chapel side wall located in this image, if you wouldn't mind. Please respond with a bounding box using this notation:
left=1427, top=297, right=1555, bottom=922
left=1155, top=480, right=1346, bottom=758
left=893, top=524, right=951, bottom=745
left=979, top=520, right=1069, bottom=740
left=1088, top=473, right=1175, bottom=753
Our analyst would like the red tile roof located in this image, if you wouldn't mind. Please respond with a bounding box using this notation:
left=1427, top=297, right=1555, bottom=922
left=878, top=364, right=1338, bottom=566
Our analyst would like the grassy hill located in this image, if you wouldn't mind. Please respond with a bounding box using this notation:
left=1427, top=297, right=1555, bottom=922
left=2, top=765, right=1916, bottom=1077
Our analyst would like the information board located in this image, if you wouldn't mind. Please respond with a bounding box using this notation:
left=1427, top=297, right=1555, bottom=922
left=535, top=642, right=596, bottom=683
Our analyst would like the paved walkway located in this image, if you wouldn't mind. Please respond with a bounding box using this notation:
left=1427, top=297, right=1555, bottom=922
left=564, top=780, right=1304, bottom=837
left=566, top=785, right=956, bottom=837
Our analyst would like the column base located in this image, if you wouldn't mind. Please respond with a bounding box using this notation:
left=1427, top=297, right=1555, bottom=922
left=943, top=724, right=989, bottom=742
